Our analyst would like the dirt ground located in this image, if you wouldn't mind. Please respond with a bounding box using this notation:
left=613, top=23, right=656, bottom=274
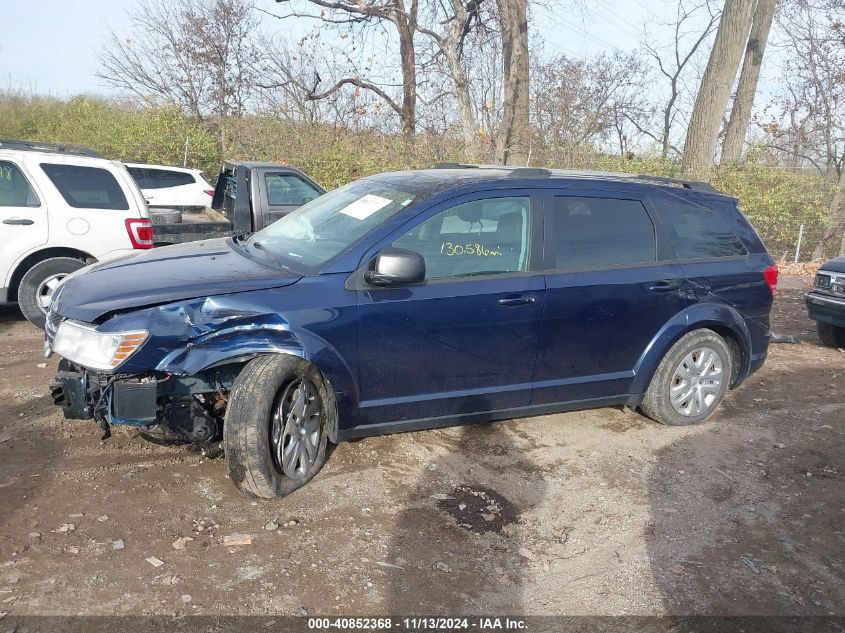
left=0, top=275, right=842, bottom=618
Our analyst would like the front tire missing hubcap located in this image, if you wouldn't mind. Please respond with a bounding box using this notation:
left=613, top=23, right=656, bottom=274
left=271, top=378, right=322, bottom=479
left=224, top=355, right=329, bottom=498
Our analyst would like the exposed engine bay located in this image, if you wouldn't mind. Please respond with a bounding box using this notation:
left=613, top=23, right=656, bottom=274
left=49, top=358, right=239, bottom=452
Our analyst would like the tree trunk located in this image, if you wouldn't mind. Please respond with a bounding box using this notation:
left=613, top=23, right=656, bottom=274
left=443, top=38, right=480, bottom=161
left=682, top=0, right=755, bottom=173
left=812, top=168, right=845, bottom=261
left=661, top=82, right=678, bottom=158
left=721, top=0, right=777, bottom=165
left=495, top=0, right=530, bottom=166
left=396, top=13, right=417, bottom=137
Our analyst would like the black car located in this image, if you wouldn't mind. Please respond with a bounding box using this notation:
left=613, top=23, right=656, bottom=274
left=806, top=256, right=845, bottom=347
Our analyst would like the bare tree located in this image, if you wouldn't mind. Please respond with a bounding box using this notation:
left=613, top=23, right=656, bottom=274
left=98, top=0, right=258, bottom=148
left=532, top=51, right=649, bottom=160
left=682, top=0, right=755, bottom=171
left=720, top=0, right=778, bottom=164
left=495, top=0, right=530, bottom=165
left=760, top=0, right=845, bottom=257
left=414, top=0, right=489, bottom=159
left=270, top=0, right=420, bottom=137
left=640, top=0, right=720, bottom=158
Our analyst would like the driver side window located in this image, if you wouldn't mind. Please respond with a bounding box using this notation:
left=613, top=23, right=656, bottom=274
left=392, top=196, right=531, bottom=280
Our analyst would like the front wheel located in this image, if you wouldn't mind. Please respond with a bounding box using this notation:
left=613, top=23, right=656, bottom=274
left=224, top=355, right=330, bottom=498
left=817, top=322, right=845, bottom=348
left=18, top=257, right=86, bottom=329
left=640, top=329, right=733, bottom=426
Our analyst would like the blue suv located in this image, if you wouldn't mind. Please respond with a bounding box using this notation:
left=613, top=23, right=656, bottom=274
left=46, top=166, right=778, bottom=498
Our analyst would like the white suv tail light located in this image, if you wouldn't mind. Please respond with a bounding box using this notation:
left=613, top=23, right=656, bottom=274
left=125, top=218, right=154, bottom=249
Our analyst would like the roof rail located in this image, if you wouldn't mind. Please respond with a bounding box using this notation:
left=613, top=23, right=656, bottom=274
left=433, top=163, right=552, bottom=178
left=433, top=162, right=481, bottom=169
left=0, top=138, right=103, bottom=158
left=634, top=174, right=718, bottom=194
left=506, top=167, right=551, bottom=179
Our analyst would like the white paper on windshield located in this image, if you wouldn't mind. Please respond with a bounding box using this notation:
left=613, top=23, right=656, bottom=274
left=339, top=194, right=392, bottom=220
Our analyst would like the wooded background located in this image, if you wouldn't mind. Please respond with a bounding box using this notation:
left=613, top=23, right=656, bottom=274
left=1, top=0, right=843, bottom=260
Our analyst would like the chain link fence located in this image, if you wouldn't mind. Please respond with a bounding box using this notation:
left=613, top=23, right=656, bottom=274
left=752, top=218, right=845, bottom=264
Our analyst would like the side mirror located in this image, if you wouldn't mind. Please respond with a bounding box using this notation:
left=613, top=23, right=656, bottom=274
left=364, top=249, right=425, bottom=286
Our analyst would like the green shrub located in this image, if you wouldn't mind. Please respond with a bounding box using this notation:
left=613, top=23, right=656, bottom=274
left=0, top=91, right=838, bottom=259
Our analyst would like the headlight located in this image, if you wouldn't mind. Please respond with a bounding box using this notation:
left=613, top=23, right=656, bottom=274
left=52, top=321, right=148, bottom=371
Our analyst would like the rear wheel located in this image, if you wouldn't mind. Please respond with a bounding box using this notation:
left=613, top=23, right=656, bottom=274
left=224, top=355, right=329, bottom=498
left=817, top=322, right=845, bottom=348
left=18, top=257, right=86, bottom=329
left=641, top=329, right=733, bottom=426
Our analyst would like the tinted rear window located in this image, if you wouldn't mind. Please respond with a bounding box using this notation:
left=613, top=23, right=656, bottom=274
left=654, top=200, right=747, bottom=259
left=41, top=164, right=129, bottom=210
left=550, top=196, right=656, bottom=269
left=129, top=168, right=195, bottom=189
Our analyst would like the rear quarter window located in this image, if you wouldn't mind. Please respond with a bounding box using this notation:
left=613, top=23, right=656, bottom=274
left=653, top=200, right=747, bottom=259
left=41, top=164, right=129, bottom=210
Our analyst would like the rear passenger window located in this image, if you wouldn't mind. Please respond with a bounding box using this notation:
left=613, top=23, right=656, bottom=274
left=0, top=161, right=39, bottom=207
left=654, top=201, right=747, bottom=259
left=41, top=164, right=129, bottom=210
left=550, top=197, right=655, bottom=269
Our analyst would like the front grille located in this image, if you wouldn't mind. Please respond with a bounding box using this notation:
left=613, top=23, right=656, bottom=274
left=816, top=273, right=831, bottom=290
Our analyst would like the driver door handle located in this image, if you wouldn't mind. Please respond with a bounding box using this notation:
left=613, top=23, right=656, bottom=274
left=498, top=294, right=536, bottom=306
left=3, top=217, right=34, bottom=226
left=648, top=280, right=681, bottom=293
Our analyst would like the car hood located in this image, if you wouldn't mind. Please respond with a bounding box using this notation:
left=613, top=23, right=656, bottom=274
left=53, top=238, right=301, bottom=322
left=820, top=256, right=845, bottom=274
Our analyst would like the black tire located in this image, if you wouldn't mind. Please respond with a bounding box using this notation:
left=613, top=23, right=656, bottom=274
left=640, top=329, right=733, bottom=426
left=224, top=355, right=330, bottom=498
left=817, top=322, right=845, bottom=348
left=18, top=257, right=86, bottom=329
left=150, top=208, right=182, bottom=224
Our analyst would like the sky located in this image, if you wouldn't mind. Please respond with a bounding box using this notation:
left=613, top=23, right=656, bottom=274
left=0, top=0, right=781, bottom=100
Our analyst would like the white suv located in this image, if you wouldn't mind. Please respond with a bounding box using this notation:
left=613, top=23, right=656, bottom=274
left=0, top=140, right=152, bottom=328
left=126, top=163, right=214, bottom=212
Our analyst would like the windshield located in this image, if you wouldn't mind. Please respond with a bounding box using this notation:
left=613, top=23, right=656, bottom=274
left=244, top=179, right=418, bottom=273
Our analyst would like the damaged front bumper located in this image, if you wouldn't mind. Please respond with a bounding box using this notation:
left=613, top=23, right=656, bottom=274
left=49, top=361, right=158, bottom=425
left=49, top=360, right=239, bottom=444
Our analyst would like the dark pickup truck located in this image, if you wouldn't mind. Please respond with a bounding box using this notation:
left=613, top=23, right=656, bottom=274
left=153, top=161, right=324, bottom=245
left=806, top=255, right=845, bottom=347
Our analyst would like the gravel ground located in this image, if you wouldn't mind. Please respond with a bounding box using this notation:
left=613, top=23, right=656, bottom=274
left=0, top=275, right=842, bottom=617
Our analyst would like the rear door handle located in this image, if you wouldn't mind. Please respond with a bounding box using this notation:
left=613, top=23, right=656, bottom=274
left=2, top=217, right=34, bottom=225
left=648, top=281, right=681, bottom=293
left=498, top=294, right=537, bottom=306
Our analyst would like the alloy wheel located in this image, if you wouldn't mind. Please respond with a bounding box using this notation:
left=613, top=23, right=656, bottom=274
left=270, top=378, right=322, bottom=479
left=669, top=346, right=724, bottom=417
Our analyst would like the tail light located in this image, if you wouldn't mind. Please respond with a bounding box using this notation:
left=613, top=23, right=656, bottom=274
left=763, top=263, right=779, bottom=297
left=125, top=218, right=154, bottom=249
left=205, top=189, right=214, bottom=196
